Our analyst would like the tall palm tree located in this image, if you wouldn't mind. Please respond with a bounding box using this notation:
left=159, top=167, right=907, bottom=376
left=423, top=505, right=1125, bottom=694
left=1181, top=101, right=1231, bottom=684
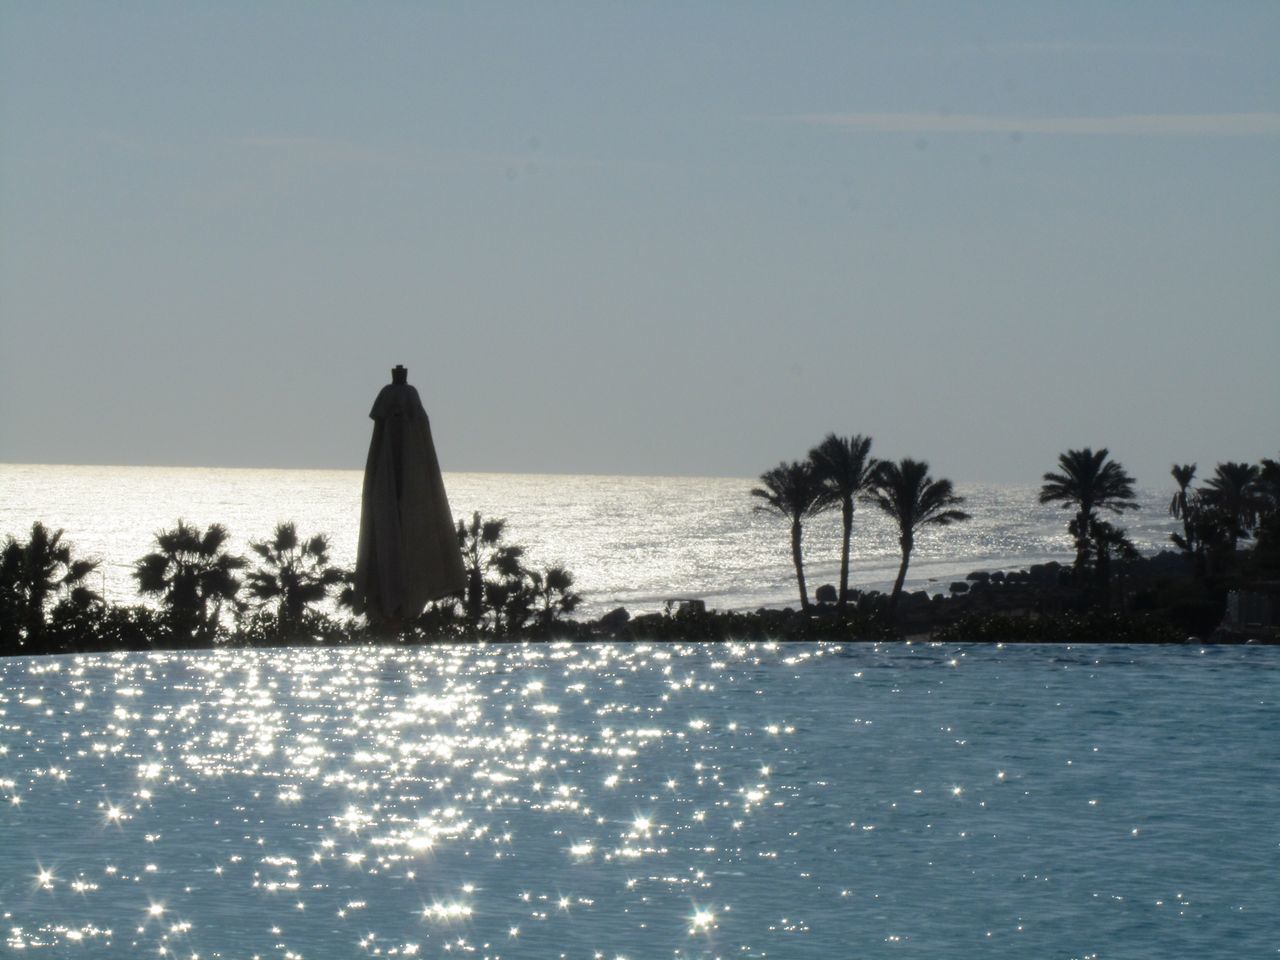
left=1202, top=461, right=1261, bottom=552
left=1255, top=456, right=1280, bottom=553
left=863, top=459, right=970, bottom=618
left=1039, top=448, right=1139, bottom=575
left=135, top=521, right=246, bottom=641
left=751, top=460, right=829, bottom=611
left=1168, top=463, right=1198, bottom=556
left=245, top=522, right=345, bottom=627
left=1169, top=463, right=1196, bottom=519
left=1259, top=457, right=1280, bottom=508
left=809, top=433, right=877, bottom=609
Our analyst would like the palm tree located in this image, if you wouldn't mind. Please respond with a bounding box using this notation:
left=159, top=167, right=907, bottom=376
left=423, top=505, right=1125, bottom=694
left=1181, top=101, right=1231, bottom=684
left=1169, top=463, right=1196, bottom=527
left=0, top=539, right=21, bottom=648
left=751, top=460, right=829, bottom=611
left=1202, top=461, right=1261, bottom=552
left=0, top=522, right=99, bottom=650
left=1259, top=457, right=1280, bottom=507
left=809, top=433, right=877, bottom=609
left=863, top=459, right=970, bottom=618
left=1039, top=448, right=1139, bottom=575
left=245, top=522, right=345, bottom=627
left=1168, top=463, right=1198, bottom=557
left=135, top=521, right=246, bottom=642
left=527, top=565, right=582, bottom=628
left=1255, top=456, right=1280, bottom=553
left=1072, top=516, right=1139, bottom=607
left=456, top=512, right=527, bottom=630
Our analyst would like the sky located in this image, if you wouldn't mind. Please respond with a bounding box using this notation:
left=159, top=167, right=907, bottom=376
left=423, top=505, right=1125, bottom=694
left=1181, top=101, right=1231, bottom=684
left=1, top=2, right=1277, bottom=485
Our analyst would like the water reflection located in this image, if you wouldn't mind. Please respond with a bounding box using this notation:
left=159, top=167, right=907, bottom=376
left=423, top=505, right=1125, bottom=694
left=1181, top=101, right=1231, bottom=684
left=1, top=643, right=1277, bottom=957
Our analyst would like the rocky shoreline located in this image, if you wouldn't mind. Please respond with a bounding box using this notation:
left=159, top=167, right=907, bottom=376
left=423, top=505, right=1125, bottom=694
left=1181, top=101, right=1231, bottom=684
left=572, top=550, right=1277, bottom=645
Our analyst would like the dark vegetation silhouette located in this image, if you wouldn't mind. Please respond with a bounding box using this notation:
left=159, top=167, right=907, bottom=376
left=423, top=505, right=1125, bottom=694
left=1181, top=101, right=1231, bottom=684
left=751, top=461, right=828, bottom=611
left=245, top=522, right=345, bottom=627
left=1202, top=461, right=1262, bottom=553
left=1169, top=463, right=1197, bottom=553
left=1039, top=448, right=1140, bottom=582
left=863, top=458, right=971, bottom=618
left=808, top=433, right=877, bottom=609
left=527, top=565, right=583, bottom=628
left=4, top=449, right=1279, bottom=654
left=1257, top=458, right=1280, bottom=552
left=457, top=512, right=526, bottom=629
left=1161, top=456, right=1279, bottom=580
left=134, top=521, right=247, bottom=644
left=744, top=441, right=1275, bottom=641
left=1, top=508, right=584, bottom=654
left=374, top=512, right=581, bottom=639
left=1, top=522, right=100, bottom=649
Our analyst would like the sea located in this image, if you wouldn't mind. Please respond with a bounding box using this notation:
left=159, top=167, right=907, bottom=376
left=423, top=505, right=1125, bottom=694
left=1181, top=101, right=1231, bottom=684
left=3, top=467, right=1278, bottom=957
left=2, top=643, right=1276, bottom=957
left=0, top=463, right=1187, bottom=619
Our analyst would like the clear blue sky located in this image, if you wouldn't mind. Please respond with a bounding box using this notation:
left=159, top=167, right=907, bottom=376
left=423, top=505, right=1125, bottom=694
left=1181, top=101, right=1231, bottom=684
left=2, top=2, right=1277, bottom=484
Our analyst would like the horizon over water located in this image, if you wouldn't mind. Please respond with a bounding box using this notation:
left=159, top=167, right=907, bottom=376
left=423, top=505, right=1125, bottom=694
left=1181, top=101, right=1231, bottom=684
left=2, top=462, right=1186, bottom=619
left=4, top=470, right=1276, bottom=958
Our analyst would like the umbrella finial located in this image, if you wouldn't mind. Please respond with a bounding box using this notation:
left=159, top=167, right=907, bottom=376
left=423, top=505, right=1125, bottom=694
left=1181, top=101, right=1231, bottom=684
left=392, top=364, right=408, bottom=385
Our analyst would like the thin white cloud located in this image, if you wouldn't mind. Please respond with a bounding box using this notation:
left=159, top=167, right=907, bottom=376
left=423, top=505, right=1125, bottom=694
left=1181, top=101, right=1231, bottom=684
left=794, top=112, right=1280, bottom=136
left=233, top=135, right=407, bottom=168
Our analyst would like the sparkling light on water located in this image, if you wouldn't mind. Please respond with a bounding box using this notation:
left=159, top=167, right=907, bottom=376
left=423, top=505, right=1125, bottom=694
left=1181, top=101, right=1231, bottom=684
left=0, top=464, right=1184, bottom=617
left=1, top=643, right=1277, bottom=957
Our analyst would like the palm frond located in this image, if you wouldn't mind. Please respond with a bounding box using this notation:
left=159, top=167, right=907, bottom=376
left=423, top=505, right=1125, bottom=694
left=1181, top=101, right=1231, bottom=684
left=809, top=433, right=877, bottom=499
left=751, top=461, right=828, bottom=521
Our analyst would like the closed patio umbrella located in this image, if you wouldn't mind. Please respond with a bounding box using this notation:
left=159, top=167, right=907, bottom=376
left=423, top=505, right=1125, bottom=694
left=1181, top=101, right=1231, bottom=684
left=354, top=365, right=466, bottom=624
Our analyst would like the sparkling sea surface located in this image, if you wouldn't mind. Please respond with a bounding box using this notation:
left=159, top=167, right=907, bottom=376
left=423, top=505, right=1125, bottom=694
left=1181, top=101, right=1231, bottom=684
left=2, top=643, right=1277, bottom=958
left=0, top=464, right=1184, bottom=618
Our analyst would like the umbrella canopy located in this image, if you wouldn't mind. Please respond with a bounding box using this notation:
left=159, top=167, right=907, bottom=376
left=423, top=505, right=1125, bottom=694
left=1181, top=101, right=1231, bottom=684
left=354, top=366, right=467, bottom=624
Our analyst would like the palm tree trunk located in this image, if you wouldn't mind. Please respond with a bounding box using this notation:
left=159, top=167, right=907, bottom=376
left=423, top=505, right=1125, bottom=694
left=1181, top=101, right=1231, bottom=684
left=466, top=566, right=483, bottom=623
left=285, top=594, right=303, bottom=628
left=888, top=535, right=911, bottom=619
left=791, top=519, right=809, bottom=611
left=25, top=576, right=46, bottom=642
left=838, top=498, right=852, bottom=609
left=1095, top=547, right=1111, bottom=611
left=1074, top=509, right=1091, bottom=575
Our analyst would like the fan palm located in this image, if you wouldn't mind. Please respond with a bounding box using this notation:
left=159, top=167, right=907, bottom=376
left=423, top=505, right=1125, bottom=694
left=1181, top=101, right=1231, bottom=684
left=245, top=522, right=345, bottom=627
left=135, top=521, right=246, bottom=641
left=0, top=522, right=99, bottom=649
left=863, top=459, right=970, bottom=618
left=456, top=512, right=527, bottom=630
left=1039, top=448, right=1139, bottom=574
left=751, top=460, right=829, bottom=611
left=528, top=565, right=582, bottom=628
left=809, top=433, right=877, bottom=608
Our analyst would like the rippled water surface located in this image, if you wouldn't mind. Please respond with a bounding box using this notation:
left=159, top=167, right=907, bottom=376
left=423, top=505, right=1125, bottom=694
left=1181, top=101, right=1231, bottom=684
left=0, top=464, right=1184, bottom=616
left=2, top=643, right=1276, bottom=958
